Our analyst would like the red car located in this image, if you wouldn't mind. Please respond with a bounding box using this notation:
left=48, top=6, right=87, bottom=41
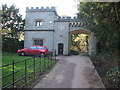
left=17, top=45, right=49, bottom=57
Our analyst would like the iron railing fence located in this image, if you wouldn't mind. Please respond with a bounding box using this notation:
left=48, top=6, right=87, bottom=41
left=0, top=52, right=58, bottom=89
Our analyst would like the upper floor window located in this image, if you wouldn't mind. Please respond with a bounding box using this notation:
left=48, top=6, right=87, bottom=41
left=35, top=20, right=43, bottom=27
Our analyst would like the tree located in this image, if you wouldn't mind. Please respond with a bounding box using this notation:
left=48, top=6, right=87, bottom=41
left=1, top=4, right=25, bottom=39
left=1, top=4, right=25, bottom=52
left=77, top=2, right=120, bottom=55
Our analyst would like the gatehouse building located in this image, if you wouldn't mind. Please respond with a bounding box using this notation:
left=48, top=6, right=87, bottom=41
left=24, top=7, right=96, bottom=55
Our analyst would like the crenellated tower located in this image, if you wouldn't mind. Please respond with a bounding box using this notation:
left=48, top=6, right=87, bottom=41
left=25, top=7, right=58, bottom=31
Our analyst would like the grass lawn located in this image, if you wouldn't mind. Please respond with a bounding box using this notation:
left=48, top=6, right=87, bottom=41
left=2, top=53, right=31, bottom=65
left=1, top=53, right=57, bottom=88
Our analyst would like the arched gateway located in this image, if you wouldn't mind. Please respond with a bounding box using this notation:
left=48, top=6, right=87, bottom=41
left=24, top=7, right=96, bottom=55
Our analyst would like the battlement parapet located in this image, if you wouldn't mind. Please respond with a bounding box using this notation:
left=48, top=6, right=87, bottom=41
left=57, top=16, right=71, bottom=20
left=26, top=6, right=56, bottom=12
left=57, top=16, right=79, bottom=22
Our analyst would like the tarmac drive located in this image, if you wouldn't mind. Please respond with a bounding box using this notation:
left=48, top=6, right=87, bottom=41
left=34, top=55, right=105, bottom=88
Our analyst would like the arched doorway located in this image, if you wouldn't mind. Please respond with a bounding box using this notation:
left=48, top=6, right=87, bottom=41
left=69, top=29, right=96, bottom=55
left=58, top=43, right=64, bottom=55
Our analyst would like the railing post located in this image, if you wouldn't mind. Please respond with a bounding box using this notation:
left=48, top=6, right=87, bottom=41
left=44, top=57, right=46, bottom=71
left=48, top=57, right=49, bottom=68
left=55, top=50, right=56, bottom=61
left=41, top=57, right=43, bottom=73
left=46, top=57, right=47, bottom=69
left=25, top=59, right=27, bottom=84
left=39, top=57, right=41, bottom=75
left=12, top=60, right=14, bottom=88
left=33, top=57, right=35, bottom=78
left=45, top=57, right=46, bottom=70
left=50, top=56, right=52, bottom=66
left=52, top=52, right=55, bottom=65
left=47, top=56, right=49, bottom=69
left=52, top=53, right=53, bottom=65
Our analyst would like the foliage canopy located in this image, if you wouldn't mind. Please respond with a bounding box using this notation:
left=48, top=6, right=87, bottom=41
left=77, top=2, right=120, bottom=54
left=1, top=4, right=25, bottom=39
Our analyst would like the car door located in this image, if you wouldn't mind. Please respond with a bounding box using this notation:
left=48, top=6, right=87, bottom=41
left=27, top=46, right=37, bottom=55
left=36, top=46, right=45, bottom=54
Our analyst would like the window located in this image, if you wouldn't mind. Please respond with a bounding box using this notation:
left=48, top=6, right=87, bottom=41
left=34, top=40, right=43, bottom=46
left=36, top=46, right=44, bottom=49
left=35, top=20, right=42, bottom=27
left=29, top=46, right=37, bottom=49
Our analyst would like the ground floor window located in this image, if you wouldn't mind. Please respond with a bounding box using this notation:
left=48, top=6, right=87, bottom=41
left=33, top=39, right=43, bottom=46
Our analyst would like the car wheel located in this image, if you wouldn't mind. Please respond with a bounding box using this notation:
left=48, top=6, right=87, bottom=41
left=40, top=53, right=45, bottom=57
left=20, top=52, right=25, bottom=56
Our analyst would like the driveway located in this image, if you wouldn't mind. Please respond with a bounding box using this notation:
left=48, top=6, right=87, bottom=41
left=34, top=55, right=105, bottom=88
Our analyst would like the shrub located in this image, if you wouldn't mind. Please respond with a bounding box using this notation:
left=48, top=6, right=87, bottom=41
left=2, top=37, right=24, bottom=53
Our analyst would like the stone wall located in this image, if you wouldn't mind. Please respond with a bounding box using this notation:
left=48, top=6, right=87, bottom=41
left=54, top=22, right=69, bottom=55
left=24, top=31, right=54, bottom=51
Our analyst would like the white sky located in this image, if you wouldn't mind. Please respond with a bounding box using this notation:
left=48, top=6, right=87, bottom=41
left=0, top=0, right=78, bottom=19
